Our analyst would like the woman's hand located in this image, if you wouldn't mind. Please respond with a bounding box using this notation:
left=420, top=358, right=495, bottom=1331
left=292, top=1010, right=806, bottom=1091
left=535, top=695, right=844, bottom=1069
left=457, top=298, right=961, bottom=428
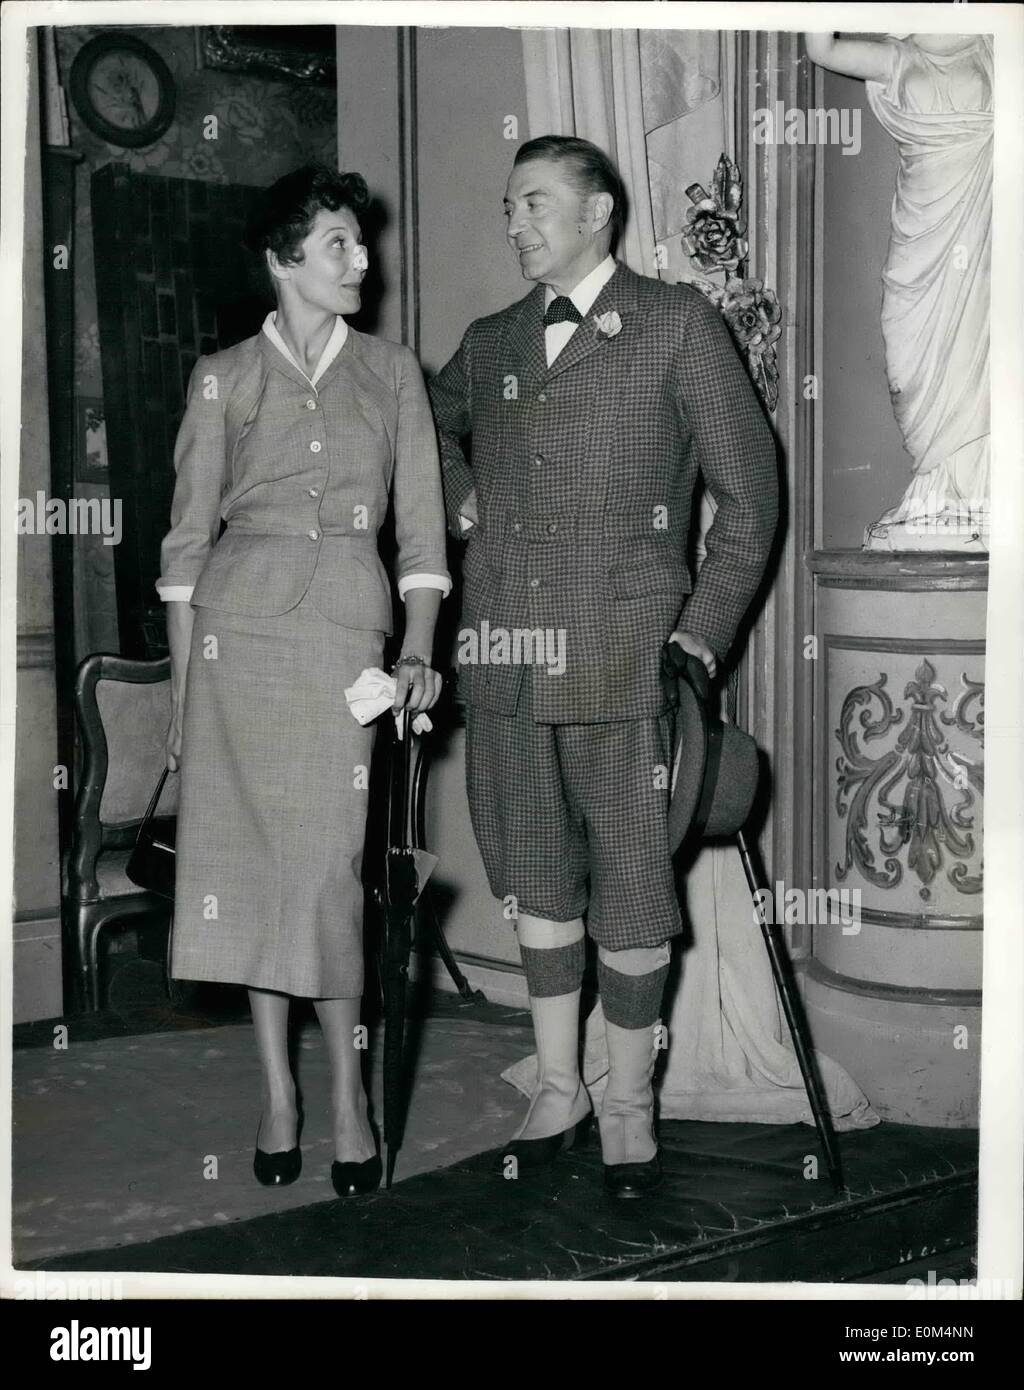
left=165, top=695, right=184, bottom=771
left=394, top=589, right=443, bottom=717
left=392, top=656, right=443, bottom=716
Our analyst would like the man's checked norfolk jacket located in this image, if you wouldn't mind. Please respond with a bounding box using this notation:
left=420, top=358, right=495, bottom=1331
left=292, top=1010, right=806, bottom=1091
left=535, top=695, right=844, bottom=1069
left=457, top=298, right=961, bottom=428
left=428, top=261, right=779, bottom=723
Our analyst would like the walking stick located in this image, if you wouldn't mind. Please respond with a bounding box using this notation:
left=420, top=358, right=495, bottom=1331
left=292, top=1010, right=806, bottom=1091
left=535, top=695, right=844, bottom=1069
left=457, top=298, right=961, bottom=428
left=735, top=826, right=846, bottom=1195
left=668, top=645, right=846, bottom=1197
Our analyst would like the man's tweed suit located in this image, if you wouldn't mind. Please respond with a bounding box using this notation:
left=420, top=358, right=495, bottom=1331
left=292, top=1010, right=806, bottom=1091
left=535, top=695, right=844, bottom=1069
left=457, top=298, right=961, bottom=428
left=429, top=262, right=778, bottom=947
left=430, top=263, right=778, bottom=725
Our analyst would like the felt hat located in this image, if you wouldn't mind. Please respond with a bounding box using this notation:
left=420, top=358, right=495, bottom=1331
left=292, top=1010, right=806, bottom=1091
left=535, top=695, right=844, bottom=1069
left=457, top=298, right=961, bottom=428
left=661, top=642, right=760, bottom=854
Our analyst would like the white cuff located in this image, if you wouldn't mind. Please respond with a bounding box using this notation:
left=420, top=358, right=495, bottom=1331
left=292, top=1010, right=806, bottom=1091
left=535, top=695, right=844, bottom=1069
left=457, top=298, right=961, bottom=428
left=156, top=584, right=195, bottom=602
left=397, top=572, right=451, bottom=599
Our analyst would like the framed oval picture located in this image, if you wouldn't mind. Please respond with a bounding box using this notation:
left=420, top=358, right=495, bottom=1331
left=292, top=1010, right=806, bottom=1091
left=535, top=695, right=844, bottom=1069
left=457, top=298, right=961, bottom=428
left=69, top=34, right=176, bottom=149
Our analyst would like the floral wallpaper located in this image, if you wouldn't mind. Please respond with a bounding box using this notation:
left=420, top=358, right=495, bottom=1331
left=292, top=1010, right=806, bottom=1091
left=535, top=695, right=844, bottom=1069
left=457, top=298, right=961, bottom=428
left=59, top=24, right=337, bottom=398
left=54, top=26, right=337, bottom=656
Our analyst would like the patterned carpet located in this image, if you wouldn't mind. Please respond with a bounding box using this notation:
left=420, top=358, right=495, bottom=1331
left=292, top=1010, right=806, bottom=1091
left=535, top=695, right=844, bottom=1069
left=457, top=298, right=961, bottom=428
left=13, top=1006, right=532, bottom=1265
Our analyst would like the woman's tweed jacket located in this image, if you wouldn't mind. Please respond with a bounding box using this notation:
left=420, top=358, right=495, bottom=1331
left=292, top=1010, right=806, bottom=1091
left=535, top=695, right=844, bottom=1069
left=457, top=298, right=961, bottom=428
left=429, top=262, right=778, bottom=723
left=158, top=326, right=449, bottom=632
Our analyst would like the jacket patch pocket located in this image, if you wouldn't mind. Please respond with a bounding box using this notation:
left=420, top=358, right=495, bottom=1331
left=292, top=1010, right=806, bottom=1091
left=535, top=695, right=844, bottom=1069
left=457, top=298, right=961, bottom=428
left=609, top=553, right=691, bottom=601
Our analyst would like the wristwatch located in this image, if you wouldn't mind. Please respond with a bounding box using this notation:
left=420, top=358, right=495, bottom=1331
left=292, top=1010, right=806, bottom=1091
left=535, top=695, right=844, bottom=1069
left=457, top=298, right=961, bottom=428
left=392, top=654, right=428, bottom=675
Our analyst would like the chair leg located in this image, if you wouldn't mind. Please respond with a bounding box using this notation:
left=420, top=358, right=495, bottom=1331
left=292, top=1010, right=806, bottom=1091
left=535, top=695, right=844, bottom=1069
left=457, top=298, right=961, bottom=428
left=70, top=903, right=120, bottom=1014
left=736, top=828, right=846, bottom=1195
left=85, top=917, right=108, bottom=1013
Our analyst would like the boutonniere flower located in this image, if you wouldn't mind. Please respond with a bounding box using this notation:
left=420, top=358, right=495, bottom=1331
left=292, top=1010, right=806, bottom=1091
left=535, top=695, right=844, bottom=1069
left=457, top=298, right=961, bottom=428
left=593, top=310, right=622, bottom=339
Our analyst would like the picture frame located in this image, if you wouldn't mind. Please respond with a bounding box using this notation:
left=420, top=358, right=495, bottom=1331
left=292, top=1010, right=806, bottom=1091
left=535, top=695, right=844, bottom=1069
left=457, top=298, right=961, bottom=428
left=195, top=26, right=337, bottom=86
left=68, top=33, right=177, bottom=149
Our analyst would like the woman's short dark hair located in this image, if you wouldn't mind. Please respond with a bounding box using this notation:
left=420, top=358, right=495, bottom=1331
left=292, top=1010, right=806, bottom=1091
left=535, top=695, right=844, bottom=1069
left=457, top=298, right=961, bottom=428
left=244, top=163, right=370, bottom=268
left=514, top=136, right=627, bottom=250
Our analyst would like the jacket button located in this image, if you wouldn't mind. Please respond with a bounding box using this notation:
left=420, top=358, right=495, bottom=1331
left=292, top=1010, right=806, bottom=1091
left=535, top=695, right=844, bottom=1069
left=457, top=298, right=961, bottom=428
left=512, top=522, right=522, bottom=533
left=534, top=454, right=544, bottom=466
left=305, top=399, right=317, bottom=410
left=537, top=392, right=547, bottom=403
left=308, top=529, right=320, bottom=540
left=529, top=577, right=540, bottom=588
left=307, top=487, right=319, bottom=498
left=310, top=441, right=322, bottom=453
left=547, top=522, right=558, bottom=534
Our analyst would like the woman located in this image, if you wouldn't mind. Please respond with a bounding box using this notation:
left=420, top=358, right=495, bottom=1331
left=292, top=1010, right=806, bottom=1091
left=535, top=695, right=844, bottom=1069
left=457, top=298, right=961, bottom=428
left=157, top=165, right=450, bottom=1197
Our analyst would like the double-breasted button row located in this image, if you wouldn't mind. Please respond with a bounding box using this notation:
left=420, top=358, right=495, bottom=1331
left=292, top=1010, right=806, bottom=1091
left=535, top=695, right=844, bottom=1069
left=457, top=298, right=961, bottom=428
left=512, top=520, right=558, bottom=535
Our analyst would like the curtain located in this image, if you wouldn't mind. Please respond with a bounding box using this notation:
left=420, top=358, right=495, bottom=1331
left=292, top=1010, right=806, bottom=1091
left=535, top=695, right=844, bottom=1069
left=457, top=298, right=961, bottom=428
left=505, top=27, right=878, bottom=1131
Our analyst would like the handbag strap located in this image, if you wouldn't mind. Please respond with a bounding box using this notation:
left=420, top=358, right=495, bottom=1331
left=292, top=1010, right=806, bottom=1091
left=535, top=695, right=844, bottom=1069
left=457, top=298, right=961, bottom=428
left=135, top=767, right=172, bottom=842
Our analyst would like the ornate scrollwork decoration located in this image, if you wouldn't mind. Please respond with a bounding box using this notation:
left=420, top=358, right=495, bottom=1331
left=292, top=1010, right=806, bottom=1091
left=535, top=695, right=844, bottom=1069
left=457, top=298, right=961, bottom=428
left=941, top=675, right=985, bottom=746
left=835, top=676, right=905, bottom=889
left=835, top=660, right=983, bottom=895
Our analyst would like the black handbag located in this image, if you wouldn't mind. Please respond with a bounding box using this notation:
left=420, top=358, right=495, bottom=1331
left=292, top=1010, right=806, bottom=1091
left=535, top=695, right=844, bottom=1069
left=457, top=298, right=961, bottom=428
left=126, top=768, right=177, bottom=900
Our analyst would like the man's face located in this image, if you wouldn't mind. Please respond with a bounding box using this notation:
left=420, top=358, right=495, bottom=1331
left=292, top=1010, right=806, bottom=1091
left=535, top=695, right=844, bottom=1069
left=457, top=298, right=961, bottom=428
left=274, top=205, right=368, bottom=315
left=503, top=158, right=599, bottom=287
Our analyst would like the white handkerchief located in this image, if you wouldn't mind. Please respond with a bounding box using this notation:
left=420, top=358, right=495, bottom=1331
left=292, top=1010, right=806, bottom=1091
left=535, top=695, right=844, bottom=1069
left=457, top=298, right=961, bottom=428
left=343, top=666, right=433, bottom=738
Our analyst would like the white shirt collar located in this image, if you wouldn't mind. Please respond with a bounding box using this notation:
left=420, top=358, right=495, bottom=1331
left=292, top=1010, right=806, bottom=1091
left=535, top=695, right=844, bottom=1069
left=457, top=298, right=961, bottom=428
left=543, top=255, right=618, bottom=317
left=261, top=312, right=348, bottom=387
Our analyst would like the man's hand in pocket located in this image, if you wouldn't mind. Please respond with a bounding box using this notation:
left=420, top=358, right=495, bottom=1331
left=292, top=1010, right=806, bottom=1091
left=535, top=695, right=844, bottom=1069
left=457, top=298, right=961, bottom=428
left=459, top=488, right=479, bottom=532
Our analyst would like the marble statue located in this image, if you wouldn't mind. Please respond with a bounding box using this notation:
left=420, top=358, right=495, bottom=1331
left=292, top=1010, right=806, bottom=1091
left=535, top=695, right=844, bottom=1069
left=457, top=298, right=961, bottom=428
left=806, top=33, right=992, bottom=551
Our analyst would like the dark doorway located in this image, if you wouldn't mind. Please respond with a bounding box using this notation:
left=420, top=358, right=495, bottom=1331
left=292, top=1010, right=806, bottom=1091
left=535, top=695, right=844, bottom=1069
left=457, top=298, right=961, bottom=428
left=92, top=164, right=269, bottom=658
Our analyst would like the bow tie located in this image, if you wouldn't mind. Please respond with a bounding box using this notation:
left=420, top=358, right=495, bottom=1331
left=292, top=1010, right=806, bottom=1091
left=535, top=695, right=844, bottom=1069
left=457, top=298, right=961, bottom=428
left=543, top=296, right=583, bottom=327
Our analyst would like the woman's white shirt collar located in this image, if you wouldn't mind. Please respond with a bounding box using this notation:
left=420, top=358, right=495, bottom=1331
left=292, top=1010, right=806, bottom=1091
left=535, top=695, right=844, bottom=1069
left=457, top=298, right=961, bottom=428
left=261, top=312, right=348, bottom=387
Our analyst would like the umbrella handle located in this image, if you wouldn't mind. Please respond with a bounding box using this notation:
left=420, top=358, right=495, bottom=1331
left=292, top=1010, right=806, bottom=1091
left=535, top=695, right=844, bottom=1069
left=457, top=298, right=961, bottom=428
left=411, top=734, right=429, bottom=849
left=388, top=709, right=412, bottom=849
left=400, top=708, right=413, bottom=848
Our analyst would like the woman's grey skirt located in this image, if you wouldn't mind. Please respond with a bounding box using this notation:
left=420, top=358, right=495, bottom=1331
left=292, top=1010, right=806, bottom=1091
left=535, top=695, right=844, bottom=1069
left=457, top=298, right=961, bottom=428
left=169, top=592, right=384, bottom=998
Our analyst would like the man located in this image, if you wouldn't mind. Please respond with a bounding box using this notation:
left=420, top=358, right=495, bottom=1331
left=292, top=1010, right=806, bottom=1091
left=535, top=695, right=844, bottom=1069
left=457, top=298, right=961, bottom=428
left=430, top=136, right=778, bottom=1195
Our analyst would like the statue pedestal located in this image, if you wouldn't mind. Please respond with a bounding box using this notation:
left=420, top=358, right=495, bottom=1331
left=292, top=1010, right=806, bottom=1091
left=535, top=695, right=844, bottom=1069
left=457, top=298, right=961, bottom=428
left=804, top=553, right=986, bottom=1126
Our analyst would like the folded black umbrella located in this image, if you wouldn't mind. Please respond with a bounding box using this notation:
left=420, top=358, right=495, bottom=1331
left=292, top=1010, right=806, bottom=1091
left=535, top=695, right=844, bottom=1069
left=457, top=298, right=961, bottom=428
left=372, top=710, right=438, bottom=1190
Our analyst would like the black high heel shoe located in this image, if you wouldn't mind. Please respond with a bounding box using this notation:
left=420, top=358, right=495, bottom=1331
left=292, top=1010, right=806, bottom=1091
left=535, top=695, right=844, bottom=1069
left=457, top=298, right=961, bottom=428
left=253, top=1109, right=302, bottom=1187
left=331, top=1122, right=382, bottom=1198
